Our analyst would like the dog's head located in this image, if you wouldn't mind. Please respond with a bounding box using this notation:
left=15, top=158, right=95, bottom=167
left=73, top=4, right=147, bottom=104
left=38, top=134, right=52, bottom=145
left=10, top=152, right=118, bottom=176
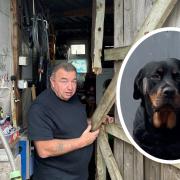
left=134, top=58, right=180, bottom=129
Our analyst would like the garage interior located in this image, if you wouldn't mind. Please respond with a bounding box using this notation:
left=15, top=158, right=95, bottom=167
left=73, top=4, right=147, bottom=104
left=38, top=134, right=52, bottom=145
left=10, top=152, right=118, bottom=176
left=20, top=0, right=114, bottom=116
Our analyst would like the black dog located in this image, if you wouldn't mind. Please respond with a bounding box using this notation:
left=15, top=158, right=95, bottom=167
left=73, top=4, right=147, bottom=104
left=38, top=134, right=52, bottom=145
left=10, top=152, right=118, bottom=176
left=133, top=58, right=180, bottom=160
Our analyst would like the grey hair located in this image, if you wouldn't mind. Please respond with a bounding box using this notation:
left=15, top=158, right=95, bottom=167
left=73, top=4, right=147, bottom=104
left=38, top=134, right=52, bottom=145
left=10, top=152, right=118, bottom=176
left=50, top=62, right=77, bottom=78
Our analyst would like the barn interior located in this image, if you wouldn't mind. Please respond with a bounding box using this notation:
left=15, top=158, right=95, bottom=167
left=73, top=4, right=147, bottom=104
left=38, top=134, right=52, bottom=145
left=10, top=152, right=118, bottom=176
left=20, top=0, right=114, bottom=114
left=2, top=0, right=180, bottom=180
left=19, top=0, right=114, bottom=179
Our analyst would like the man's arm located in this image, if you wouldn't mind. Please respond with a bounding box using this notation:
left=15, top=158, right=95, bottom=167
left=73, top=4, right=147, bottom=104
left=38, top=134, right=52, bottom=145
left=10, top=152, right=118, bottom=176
left=34, top=124, right=99, bottom=158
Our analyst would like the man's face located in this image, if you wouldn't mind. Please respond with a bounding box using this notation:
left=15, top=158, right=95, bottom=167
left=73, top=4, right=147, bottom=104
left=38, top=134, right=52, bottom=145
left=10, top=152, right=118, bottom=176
left=50, top=69, right=77, bottom=101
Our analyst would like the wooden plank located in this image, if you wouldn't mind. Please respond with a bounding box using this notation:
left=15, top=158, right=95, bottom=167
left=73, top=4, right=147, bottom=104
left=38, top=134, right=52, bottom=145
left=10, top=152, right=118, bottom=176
left=133, top=149, right=144, bottom=180
left=131, top=0, right=155, bottom=44
left=91, top=0, right=105, bottom=74
left=98, top=129, right=123, bottom=180
left=114, top=0, right=124, bottom=47
left=113, top=139, right=124, bottom=177
left=113, top=107, right=124, bottom=177
left=161, top=164, right=179, bottom=180
left=134, top=0, right=178, bottom=42
left=114, top=0, right=124, bottom=175
left=10, top=0, right=21, bottom=126
left=105, top=0, right=178, bottom=61
left=95, top=143, right=106, bottom=180
left=11, top=0, right=20, bottom=79
left=124, top=143, right=134, bottom=180
left=124, top=0, right=133, bottom=45
left=144, top=158, right=161, bottom=180
left=165, top=0, right=180, bottom=26
left=105, top=123, right=130, bottom=144
left=124, top=0, right=150, bottom=174
left=121, top=0, right=152, bottom=47
left=104, top=46, right=130, bottom=61
left=173, top=164, right=180, bottom=170
left=123, top=0, right=153, bottom=45
left=173, top=165, right=180, bottom=180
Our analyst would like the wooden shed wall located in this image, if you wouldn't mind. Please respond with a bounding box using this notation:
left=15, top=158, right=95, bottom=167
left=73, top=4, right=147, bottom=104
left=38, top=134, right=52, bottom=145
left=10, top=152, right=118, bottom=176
left=113, top=0, right=180, bottom=179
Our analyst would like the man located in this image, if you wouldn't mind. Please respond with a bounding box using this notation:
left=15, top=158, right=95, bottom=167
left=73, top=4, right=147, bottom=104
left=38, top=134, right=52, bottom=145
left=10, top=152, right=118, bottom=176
left=28, top=62, right=113, bottom=180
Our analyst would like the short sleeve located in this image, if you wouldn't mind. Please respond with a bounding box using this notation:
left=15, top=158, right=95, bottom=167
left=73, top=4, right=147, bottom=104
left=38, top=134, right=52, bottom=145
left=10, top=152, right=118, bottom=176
left=28, top=103, right=54, bottom=141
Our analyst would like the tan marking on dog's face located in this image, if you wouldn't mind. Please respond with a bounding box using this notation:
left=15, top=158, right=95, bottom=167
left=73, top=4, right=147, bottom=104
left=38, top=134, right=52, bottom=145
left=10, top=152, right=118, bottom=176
left=153, top=107, right=176, bottom=129
left=149, top=89, right=162, bottom=107
left=149, top=91, right=180, bottom=108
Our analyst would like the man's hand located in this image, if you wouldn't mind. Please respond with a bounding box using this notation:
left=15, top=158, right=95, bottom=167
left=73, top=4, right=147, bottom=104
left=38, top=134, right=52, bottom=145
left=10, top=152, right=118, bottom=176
left=80, top=124, right=99, bottom=147
left=102, top=115, right=114, bottom=124
left=88, top=115, right=114, bottom=125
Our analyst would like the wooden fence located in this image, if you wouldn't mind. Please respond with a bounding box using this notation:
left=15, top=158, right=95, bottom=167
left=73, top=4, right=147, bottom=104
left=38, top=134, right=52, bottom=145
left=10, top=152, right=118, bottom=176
left=91, top=0, right=180, bottom=179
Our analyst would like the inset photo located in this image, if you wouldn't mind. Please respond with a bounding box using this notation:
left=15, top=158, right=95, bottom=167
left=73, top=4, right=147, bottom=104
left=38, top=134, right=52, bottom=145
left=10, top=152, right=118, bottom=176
left=116, top=27, right=180, bottom=164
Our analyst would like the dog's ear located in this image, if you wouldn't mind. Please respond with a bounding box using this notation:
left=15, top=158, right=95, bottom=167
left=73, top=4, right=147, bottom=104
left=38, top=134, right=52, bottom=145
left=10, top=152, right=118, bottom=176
left=133, top=69, right=144, bottom=99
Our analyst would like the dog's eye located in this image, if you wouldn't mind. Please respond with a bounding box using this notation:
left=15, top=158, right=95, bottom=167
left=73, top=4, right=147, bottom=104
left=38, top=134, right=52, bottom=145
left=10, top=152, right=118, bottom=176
left=150, top=74, right=161, bottom=80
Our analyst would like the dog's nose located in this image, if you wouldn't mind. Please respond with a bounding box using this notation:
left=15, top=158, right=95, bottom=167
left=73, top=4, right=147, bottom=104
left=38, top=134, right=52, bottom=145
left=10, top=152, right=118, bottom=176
left=162, top=87, right=175, bottom=97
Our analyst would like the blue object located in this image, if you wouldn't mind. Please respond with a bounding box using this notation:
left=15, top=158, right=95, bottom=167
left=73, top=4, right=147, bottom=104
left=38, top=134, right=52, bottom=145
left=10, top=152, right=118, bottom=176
left=19, top=136, right=31, bottom=180
left=19, top=140, right=26, bottom=180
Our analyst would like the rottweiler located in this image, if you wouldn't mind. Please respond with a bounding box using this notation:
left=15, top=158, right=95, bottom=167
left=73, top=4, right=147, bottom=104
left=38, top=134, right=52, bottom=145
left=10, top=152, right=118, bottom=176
left=133, top=58, right=180, bottom=160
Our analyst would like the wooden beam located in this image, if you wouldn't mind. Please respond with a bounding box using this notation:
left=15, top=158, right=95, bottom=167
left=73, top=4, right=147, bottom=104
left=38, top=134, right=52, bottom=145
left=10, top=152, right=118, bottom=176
left=104, top=0, right=178, bottom=61
left=10, top=0, right=21, bottom=127
left=105, top=124, right=131, bottom=144
left=96, top=143, right=106, bottom=180
left=173, top=164, right=180, bottom=170
left=11, top=0, right=20, bottom=80
left=133, top=0, right=178, bottom=42
left=91, top=0, right=105, bottom=74
left=98, top=129, right=123, bottom=180
left=104, top=46, right=130, bottom=61
left=91, top=68, right=119, bottom=131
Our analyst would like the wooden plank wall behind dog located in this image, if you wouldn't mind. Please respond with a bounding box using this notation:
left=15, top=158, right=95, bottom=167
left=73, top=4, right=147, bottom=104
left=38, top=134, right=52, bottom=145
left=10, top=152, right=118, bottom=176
left=114, top=0, right=180, bottom=180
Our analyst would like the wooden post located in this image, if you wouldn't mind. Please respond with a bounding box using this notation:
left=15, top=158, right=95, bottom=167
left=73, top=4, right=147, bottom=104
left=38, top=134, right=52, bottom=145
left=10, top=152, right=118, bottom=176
left=113, top=0, right=125, bottom=176
left=10, top=0, right=21, bottom=126
left=98, top=128, right=123, bottom=180
left=96, top=143, right=106, bottom=180
left=105, top=124, right=130, bottom=144
left=91, top=0, right=105, bottom=74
